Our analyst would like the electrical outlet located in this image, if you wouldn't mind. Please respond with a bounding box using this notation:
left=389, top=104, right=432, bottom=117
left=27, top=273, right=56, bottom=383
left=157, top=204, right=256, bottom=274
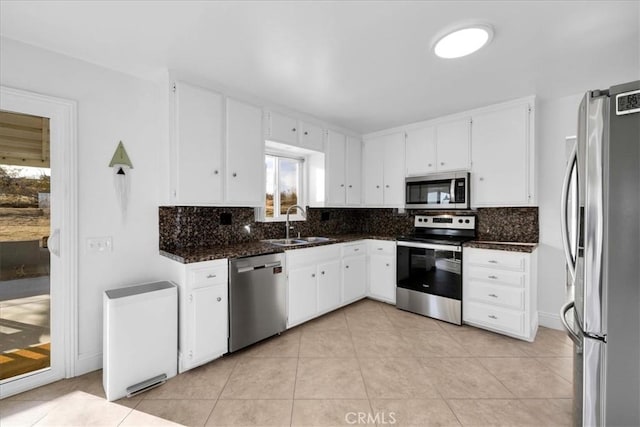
left=87, top=237, right=113, bottom=253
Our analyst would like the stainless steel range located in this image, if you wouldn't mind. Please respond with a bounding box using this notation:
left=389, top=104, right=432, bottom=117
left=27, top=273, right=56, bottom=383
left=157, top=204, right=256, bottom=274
left=396, top=214, right=476, bottom=325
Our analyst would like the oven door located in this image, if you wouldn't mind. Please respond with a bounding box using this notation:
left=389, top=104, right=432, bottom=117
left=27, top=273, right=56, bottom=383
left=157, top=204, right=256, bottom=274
left=396, top=241, right=462, bottom=300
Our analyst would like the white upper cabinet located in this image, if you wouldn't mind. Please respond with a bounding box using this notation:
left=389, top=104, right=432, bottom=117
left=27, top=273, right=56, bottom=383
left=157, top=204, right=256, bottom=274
left=226, top=98, right=264, bottom=206
left=436, top=118, right=471, bottom=172
left=300, top=121, right=324, bottom=151
left=471, top=101, right=534, bottom=207
left=345, top=136, right=362, bottom=205
left=326, top=130, right=347, bottom=206
left=405, top=125, right=436, bottom=176
left=363, top=132, right=405, bottom=207
left=264, top=111, right=299, bottom=146
left=264, top=110, right=325, bottom=152
left=325, top=131, right=363, bottom=207
left=405, top=118, right=470, bottom=176
left=172, top=81, right=224, bottom=204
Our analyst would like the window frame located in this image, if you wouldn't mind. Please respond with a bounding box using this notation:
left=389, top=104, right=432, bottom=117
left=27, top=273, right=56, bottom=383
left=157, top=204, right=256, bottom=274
left=263, top=152, right=305, bottom=222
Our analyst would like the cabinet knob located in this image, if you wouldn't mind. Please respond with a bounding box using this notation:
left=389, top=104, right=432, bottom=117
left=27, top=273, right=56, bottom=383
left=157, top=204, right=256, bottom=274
left=488, top=260, right=498, bottom=264
left=217, top=296, right=222, bottom=302
left=232, top=172, right=237, bottom=177
left=428, top=163, right=432, bottom=167
left=348, top=185, right=352, bottom=188
left=304, top=131, right=308, bottom=135
left=488, top=293, right=498, bottom=298
left=292, top=127, right=297, bottom=132
left=321, top=271, right=325, bottom=275
left=386, top=263, right=390, bottom=267
left=479, top=177, right=485, bottom=181
left=345, top=265, right=350, bottom=269
left=488, top=315, right=498, bottom=320
left=488, top=275, right=498, bottom=280
left=376, top=185, right=380, bottom=189
left=440, top=162, right=444, bottom=166
left=312, top=273, right=316, bottom=278
left=206, top=274, right=216, bottom=279
left=377, top=248, right=383, bottom=251
left=385, top=185, right=390, bottom=188
left=354, top=248, right=360, bottom=251
left=213, top=170, right=219, bottom=175
left=340, top=184, right=345, bottom=187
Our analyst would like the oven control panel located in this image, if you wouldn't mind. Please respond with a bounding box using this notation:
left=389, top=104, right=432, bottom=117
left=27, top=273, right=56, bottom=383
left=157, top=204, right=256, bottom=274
left=414, top=215, right=475, bottom=230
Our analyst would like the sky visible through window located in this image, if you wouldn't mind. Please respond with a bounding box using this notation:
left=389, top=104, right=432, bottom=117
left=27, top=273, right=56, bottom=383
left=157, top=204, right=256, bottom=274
left=265, top=155, right=300, bottom=218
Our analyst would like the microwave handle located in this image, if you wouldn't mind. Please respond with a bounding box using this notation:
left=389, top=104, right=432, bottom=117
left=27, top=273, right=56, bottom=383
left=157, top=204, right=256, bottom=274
left=450, top=180, right=456, bottom=203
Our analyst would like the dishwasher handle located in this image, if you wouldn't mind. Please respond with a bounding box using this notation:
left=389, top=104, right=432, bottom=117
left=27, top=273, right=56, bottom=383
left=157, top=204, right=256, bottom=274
left=236, top=261, right=282, bottom=274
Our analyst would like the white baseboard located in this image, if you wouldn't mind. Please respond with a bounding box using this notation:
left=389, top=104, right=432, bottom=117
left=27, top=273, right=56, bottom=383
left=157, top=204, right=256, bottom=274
left=538, top=311, right=564, bottom=330
left=74, top=352, right=102, bottom=377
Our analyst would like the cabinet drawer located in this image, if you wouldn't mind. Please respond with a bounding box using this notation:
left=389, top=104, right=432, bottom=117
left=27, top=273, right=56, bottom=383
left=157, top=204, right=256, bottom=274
left=464, top=302, right=524, bottom=336
left=368, top=240, right=396, bottom=256
left=342, top=242, right=367, bottom=257
left=467, top=266, right=525, bottom=288
left=467, top=280, right=524, bottom=310
left=465, top=248, right=526, bottom=271
left=190, top=265, right=228, bottom=288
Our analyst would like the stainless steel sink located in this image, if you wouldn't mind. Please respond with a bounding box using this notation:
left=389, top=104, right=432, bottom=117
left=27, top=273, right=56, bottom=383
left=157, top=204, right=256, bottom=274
left=262, top=237, right=332, bottom=247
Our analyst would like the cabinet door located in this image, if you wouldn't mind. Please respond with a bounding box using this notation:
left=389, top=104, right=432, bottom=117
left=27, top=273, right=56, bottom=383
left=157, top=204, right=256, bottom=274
left=300, top=121, right=324, bottom=151
left=405, top=126, right=437, bottom=176
left=266, top=111, right=298, bottom=145
left=436, top=118, right=471, bottom=172
left=345, top=136, right=362, bottom=205
left=288, top=265, right=318, bottom=326
left=471, top=104, right=530, bottom=206
left=226, top=98, right=264, bottom=205
left=174, top=81, right=224, bottom=203
left=382, top=132, right=406, bottom=206
left=317, top=259, right=341, bottom=313
left=342, top=255, right=366, bottom=303
left=369, top=254, right=396, bottom=303
left=363, top=138, right=384, bottom=206
left=326, top=130, right=346, bottom=206
left=188, top=284, right=227, bottom=368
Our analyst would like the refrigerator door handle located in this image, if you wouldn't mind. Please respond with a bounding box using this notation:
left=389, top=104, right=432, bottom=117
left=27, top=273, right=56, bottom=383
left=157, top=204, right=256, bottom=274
left=560, top=300, right=582, bottom=347
left=560, top=143, right=578, bottom=282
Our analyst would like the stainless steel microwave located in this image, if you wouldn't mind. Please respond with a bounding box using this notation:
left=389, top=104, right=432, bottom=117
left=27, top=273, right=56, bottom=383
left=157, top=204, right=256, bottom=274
left=405, top=172, right=470, bottom=209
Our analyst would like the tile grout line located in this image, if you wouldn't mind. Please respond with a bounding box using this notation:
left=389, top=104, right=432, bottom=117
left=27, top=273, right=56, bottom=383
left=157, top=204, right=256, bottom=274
left=202, top=355, right=240, bottom=426
left=289, top=327, right=302, bottom=427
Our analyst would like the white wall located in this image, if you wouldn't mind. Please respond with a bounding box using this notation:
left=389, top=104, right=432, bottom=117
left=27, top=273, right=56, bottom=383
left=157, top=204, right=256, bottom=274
left=0, top=37, right=169, bottom=374
left=535, top=93, right=584, bottom=329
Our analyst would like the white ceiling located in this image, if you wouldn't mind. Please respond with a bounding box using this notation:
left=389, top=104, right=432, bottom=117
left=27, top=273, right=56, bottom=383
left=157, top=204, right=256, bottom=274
left=1, top=1, right=638, bottom=134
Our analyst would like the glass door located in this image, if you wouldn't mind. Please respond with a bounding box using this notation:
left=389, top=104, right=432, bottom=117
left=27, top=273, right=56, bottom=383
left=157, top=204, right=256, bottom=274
left=0, top=111, right=52, bottom=381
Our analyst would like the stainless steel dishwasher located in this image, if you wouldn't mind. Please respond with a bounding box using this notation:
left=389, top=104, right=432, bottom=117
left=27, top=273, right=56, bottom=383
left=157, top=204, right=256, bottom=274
left=228, top=253, right=286, bottom=352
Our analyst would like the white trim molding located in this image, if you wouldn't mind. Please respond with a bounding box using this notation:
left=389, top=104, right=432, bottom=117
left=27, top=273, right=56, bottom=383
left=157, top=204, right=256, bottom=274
left=0, top=86, right=78, bottom=398
left=538, top=310, right=564, bottom=330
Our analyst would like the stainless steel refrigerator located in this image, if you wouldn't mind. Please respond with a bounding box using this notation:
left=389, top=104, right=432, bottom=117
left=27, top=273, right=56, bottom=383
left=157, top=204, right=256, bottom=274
left=560, top=81, right=640, bottom=426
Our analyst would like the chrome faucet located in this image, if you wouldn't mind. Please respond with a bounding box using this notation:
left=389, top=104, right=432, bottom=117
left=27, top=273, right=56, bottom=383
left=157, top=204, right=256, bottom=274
left=285, top=205, right=306, bottom=240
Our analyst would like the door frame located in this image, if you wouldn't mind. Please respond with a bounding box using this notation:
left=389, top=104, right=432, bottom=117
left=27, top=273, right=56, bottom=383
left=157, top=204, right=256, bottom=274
left=0, top=86, right=78, bottom=398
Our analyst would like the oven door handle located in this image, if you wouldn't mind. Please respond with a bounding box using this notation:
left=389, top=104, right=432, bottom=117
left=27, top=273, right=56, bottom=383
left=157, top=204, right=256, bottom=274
left=396, top=241, right=462, bottom=252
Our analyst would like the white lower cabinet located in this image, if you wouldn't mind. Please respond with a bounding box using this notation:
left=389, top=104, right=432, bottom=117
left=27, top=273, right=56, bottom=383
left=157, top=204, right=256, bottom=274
left=286, top=244, right=342, bottom=328
left=463, top=247, right=538, bottom=341
left=366, top=240, right=396, bottom=304
left=342, top=242, right=367, bottom=304
left=162, top=258, right=229, bottom=373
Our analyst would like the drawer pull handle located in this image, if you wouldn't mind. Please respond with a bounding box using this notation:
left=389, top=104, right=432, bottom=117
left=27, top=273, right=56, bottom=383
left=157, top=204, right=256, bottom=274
left=488, top=293, right=498, bottom=298
left=354, top=248, right=360, bottom=251
left=488, top=315, right=498, bottom=319
left=488, top=260, right=498, bottom=264
left=217, top=297, right=222, bottom=302
left=377, top=248, right=383, bottom=251
left=206, top=274, right=217, bottom=279
left=488, top=275, right=498, bottom=280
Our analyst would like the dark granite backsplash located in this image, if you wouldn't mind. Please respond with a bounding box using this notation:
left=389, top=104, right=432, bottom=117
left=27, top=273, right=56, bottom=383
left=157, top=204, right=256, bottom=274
left=159, top=206, right=538, bottom=252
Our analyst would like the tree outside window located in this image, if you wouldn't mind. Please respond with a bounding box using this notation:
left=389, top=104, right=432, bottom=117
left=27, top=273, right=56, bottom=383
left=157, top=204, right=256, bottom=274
left=265, top=154, right=303, bottom=220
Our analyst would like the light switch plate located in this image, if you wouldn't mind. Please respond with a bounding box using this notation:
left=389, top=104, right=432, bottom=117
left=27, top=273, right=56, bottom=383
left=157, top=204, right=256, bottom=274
left=87, top=237, right=113, bottom=253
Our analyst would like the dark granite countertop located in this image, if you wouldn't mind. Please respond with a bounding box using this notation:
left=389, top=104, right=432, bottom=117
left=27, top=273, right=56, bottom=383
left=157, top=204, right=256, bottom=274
left=464, top=240, right=538, bottom=253
left=160, top=234, right=396, bottom=264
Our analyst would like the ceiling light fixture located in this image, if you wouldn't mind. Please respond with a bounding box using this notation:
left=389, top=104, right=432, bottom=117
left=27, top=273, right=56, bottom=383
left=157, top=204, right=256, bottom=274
left=433, top=24, right=494, bottom=59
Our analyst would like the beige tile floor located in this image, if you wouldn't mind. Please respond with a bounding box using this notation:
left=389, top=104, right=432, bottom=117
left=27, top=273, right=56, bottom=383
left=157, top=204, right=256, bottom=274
left=1, top=299, right=574, bottom=426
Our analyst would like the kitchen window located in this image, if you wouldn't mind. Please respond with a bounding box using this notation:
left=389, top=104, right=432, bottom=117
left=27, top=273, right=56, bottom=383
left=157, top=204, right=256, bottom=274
left=264, top=154, right=304, bottom=221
